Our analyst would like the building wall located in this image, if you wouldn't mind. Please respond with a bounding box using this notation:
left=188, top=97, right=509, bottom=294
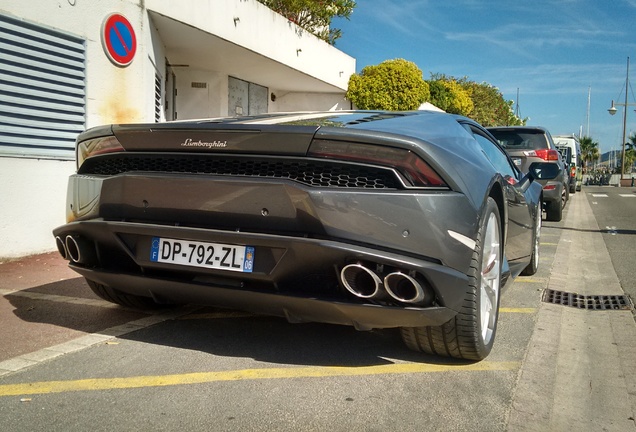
left=0, top=0, right=354, bottom=259
left=175, top=69, right=227, bottom=119
left=271, top=92, right=352, bottom=112
left=1, top=1, right=152, bottom=259
left=0, top=158, right=75, bottom=258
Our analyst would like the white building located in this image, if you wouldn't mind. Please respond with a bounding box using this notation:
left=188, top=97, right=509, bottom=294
left=0, top=0, right=355, bottom=259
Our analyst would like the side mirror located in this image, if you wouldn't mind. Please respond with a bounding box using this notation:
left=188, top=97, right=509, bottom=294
left=518, top=162, right=560, bottom=192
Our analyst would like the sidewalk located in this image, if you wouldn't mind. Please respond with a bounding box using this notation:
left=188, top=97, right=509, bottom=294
left=508, top=193, right=636, bottom=431
left=0, top=253, right=149, bottom=363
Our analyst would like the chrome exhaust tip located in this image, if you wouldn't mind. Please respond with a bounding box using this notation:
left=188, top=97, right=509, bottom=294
left=55, top=236, right=68, bottom=260
left=384, top=272, right=428, bottom=304
left=65, top=235, right=95, bottom=265
left=65, top=235, right=82, bottom=263
left=340, top=264, right=383, bottom=299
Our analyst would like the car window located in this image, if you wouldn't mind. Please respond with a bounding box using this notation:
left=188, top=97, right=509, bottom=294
left=489, top=130, right=549, bottom=150
left=470, top=128, right=519, bottom=179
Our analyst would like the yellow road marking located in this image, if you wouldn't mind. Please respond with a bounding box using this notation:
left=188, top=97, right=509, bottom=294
left=539, top=242, right=558, bottom=246
left=0, top=362, right=520, bottom=397
left=513, top=278, right=545, bottom=284
left=500, top=308, right=535, bottom=313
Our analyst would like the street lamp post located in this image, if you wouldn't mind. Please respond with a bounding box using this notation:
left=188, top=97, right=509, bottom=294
left=608, top=56, right=636, bottom=181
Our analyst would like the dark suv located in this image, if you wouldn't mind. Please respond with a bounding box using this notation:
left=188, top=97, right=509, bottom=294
left=487, top=126, right=568, bottom=221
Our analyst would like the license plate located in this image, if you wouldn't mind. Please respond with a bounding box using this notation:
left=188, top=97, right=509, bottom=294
left=512, top=157, right=521, bottom=166
left=150, top=237, right=254, bottom=273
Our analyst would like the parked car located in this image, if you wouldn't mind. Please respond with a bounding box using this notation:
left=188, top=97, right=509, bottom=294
left=53, top=111, right=557, bottom=361
left=554, top=134, right=583, bottom=193
left=487, top=126, right=569, bottom=222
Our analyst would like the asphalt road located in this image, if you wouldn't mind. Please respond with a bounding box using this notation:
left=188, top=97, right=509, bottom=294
left=585, top=185, right=636, bottom=303
left=0, top=187, right=635, bottom=431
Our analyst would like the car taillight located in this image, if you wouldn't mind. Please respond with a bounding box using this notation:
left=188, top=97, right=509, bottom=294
left=77, top=136, right=125, bottom=169
left=543, top=184, right=557, bottom=190
left=571, top=166, right=576, bottom=177
left=524, top=149, right=560, bottom=161
left=308, top=140, right=447, bottom=187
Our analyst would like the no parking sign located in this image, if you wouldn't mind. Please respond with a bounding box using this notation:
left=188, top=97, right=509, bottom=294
left=101, top=13, right=137, bottom=67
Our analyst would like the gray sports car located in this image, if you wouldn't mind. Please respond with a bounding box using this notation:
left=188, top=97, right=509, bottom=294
left=53, top=111, right=557, bottom=361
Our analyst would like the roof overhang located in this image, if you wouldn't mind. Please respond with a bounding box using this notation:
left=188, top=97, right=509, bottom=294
left=149, top=11, right=349, bottom=94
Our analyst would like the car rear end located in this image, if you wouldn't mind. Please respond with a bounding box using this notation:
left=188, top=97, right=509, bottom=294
left=554, top=135, right=582, bottom=193
left=488, top=126, right=567, bottom=221
left=53, top=112, right=487, bottom=330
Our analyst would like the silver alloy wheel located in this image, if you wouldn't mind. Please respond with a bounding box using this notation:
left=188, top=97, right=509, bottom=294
left=561, top=186, right=567, bottom=209
left=480, top=212, right=501, bottom=344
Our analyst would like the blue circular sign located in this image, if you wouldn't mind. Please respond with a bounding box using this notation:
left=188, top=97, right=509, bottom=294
left=101, top=13, right=137, bottom=67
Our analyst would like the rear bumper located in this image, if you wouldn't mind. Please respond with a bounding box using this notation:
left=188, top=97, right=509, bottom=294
left=69, top=265, right=459, bottom=330
left=53, top=220, right=472, bottom=330
left=542, top=181, right=564, bottom=202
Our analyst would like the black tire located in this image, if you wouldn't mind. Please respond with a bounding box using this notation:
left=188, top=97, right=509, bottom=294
left=401, top=197, right=502, bottom=361
left=86, top=278, right=166, bottom=310
left=569, top=183, right=576, bottom=194
left=545, top=199, right=562, bottom=221
left=545, top=185, right=564, bottom=222
left=521, top=207, right=541, bottom=276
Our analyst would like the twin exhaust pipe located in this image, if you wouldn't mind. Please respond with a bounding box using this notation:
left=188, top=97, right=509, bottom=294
left=55, top=235, right=95, bottom=265
left=340, top=263, right=432, bottom=305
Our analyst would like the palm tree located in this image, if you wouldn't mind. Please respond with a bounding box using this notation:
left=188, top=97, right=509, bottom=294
left=580, top=136, right=600, bottom=171
left=624, top=133, right=636, bottom=174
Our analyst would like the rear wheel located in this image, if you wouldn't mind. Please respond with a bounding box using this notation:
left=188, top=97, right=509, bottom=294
left=86, top=279, right=167, bottom=310
left=545, top=183, right=565, bottom=222
left=401, top=197, right=502, bottom=361
left=545, top=199, right=562, bottom=221
left=563, top=185, right=569, bottom=208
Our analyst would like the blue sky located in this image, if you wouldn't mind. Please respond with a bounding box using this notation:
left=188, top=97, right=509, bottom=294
left=332, top=0, right=636, bottom=154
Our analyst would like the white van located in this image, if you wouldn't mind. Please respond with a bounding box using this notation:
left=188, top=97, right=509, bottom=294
left=554, top=134, right=582, bottom=193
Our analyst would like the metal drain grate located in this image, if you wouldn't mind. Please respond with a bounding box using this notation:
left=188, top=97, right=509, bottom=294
left=542, top=289, right=633, bottom=310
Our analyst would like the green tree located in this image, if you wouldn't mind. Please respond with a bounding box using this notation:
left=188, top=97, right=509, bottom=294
left=623, top=133, right=636, bottom=173
left=259, top=0, right=356, bottom=44
left=461, top=79, right=525, bottom=126
left=427, top=78, right=473, bottom=116
left=346, top=59, right=430, bottom=110
left=580, top=136, right=600, bottom=171
left=426, top=74, right=524, bottom=126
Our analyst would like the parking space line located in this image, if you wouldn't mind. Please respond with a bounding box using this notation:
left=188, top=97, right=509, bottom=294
left=0, top=361, right=521, bottom=397
left=0, top=305, right=201, bottom=377
left=513, top=278, right=546, bottom=284
left=500, top=308, right=535, bottom=313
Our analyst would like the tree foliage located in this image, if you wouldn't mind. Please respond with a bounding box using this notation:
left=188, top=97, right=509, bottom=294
left=346, top=59, right=430, bottom=110
left=624, top=133, right=636, bottom=173
left=460, top=79, right=525, bottom=127
left=428, top=78, right=473, bottom=116
left=426, top=74, right=524, bottom=125
left=580, top=136, right=600, bottom=170
left=259, top=0, right=356, bottom=44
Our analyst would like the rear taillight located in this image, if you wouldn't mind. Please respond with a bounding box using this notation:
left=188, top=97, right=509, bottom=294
left=524, top=149, right=560, bottom=161
left=570, top=166, right=576, bottom=177
left=308, top=140, right=447, bottom=187
left=77, top=136, right=125, bottom=169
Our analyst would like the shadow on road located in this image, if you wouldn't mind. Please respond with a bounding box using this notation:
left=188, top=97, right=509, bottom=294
left=4, top=279, right=470, bottom=368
